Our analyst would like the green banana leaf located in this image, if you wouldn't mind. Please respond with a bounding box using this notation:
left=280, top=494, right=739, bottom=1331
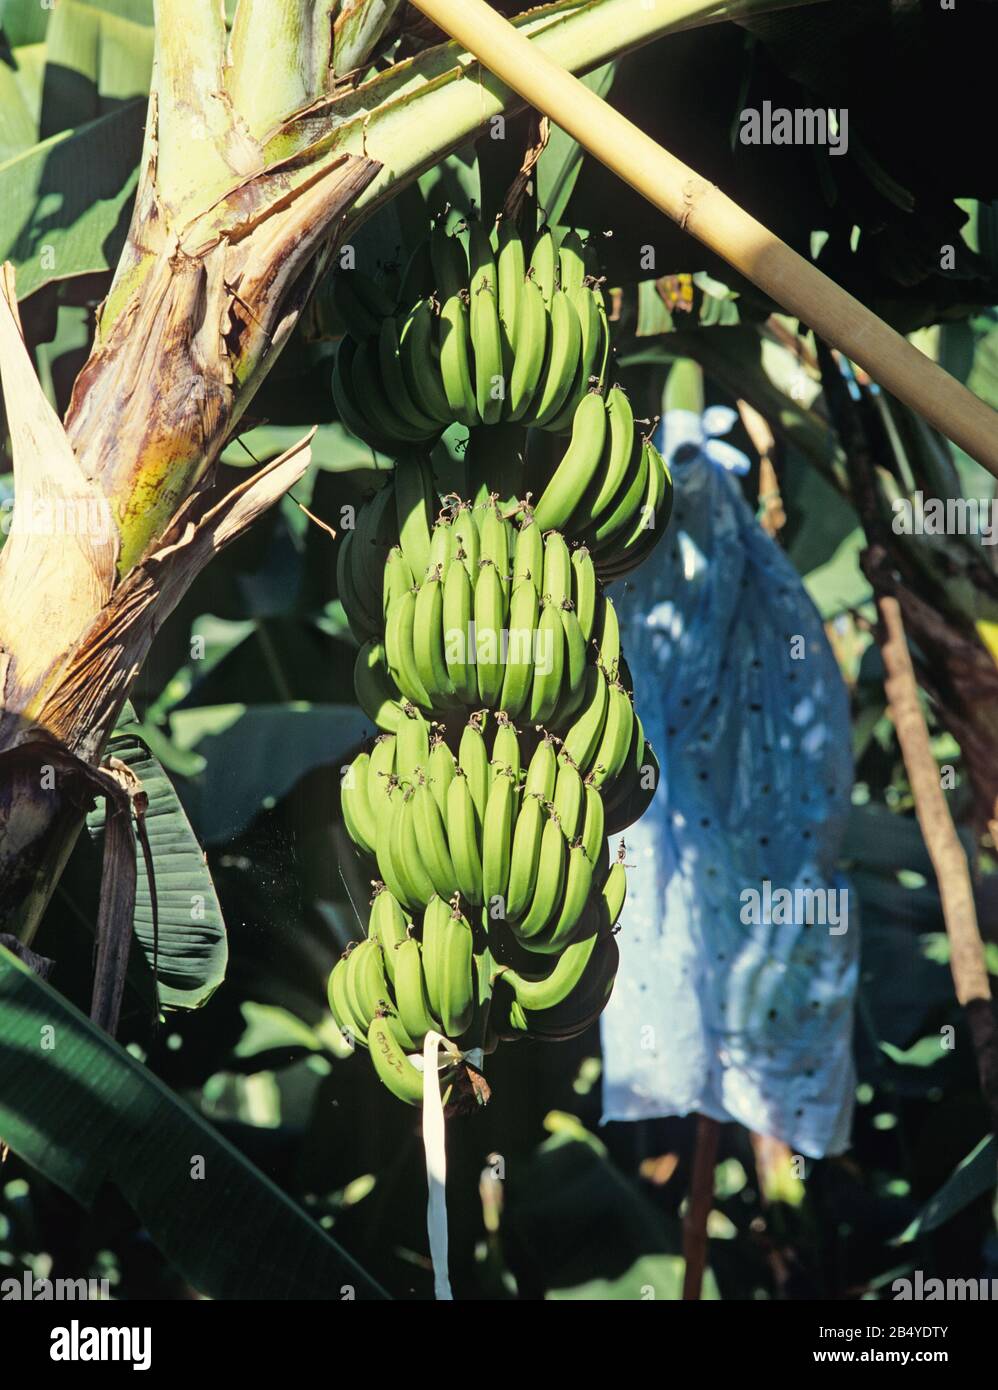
left=86, top=724, right=228, bottom=1012
left=0, top=45, right=39, bottom=161
left=536, top=61, right=616, bottom=231
left=1, top=0, right=153, bottom=44
left=38, top=0, right=153, bottom=140
left=0, top=944, right=385, bottom=1298
left=893, top=1135, right=997, bottom=1245
left=0, top=99, right=144, bottom=298
left=168, top=702, right=369, bottom=843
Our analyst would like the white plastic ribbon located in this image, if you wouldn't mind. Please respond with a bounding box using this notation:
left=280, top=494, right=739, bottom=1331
left=420, top=1034, right=484, bottom=1301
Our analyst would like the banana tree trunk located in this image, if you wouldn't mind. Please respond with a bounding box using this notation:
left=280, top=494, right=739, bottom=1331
left=0, top=0, right=384, bottom=937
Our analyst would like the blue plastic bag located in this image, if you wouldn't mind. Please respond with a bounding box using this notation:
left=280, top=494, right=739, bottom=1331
left=600, top=407, right=858, bottom=1157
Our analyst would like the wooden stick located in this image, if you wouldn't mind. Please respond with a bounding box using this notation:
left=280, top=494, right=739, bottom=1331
left=408, top=0, right=998, bottom=477
left=682, top=1114, right=720, bottom=1300
left=877, top=594, right=998, bottom=1135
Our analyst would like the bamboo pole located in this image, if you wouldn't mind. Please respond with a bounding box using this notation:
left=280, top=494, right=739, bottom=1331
left=407, top=0, right=998, bottom=479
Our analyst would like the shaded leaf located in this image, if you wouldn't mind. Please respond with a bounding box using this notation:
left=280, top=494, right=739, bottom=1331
left=86, top=728, right=227, bottom=1011
left=0, top=98, right=144, bottom=298
left=0, top=944, right=384, bottom=1298
left=169, top=703, right=369, bottom=843
left=893, top=1135, right=996, bottom=1245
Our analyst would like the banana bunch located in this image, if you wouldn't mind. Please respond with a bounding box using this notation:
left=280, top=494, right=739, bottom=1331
left=339, top=456, right=637, bottom=732
left=328, top=875, right=623, bottom=1104
left=491, top=897, right=623, bottom=1043
left=331, top=220, right=610, bottom=449
left=340, top=705, right=643, bottom=944
left=327, top=889, right=477, bottom=1105
left=528, top=386, right=673, bottom=580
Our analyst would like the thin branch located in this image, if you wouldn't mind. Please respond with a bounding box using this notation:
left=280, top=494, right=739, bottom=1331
left=876, top=594, right=998, bottom=1136
left=682, top=1114, right=720, bottom=1301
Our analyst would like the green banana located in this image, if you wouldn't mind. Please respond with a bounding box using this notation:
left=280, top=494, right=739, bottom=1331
left=499, top=925, right=600, bottom=1010
left=383, top=544, right=415, bottom=622
left=602, top=844, right=628, bottom=927
left=474, top=559, right=506, bottom=705
left=413, top=565, right=456, bottom=704
left=368, top=1012, right=455, bottom=1106
left=580, top=779, right=606, bottom=865
left=395, top=706, right=431, bottom=782
left=497, top=578, right=538, bottom=719
left=507, top=276, right=547, bottom=422
left=557, top=229, right=587, bottom=297
left=512, top=513, right=544, bottom=594
left=528, top=598, right=564, bottom=725
left=594, top=592, right=621, bottom=679
left=561, top=664, right=609, bottom=771
left=421, top=893, right=450, bottom=1020
left=352, top=336, right=428, bottom=445
left=394, top=934, right=442, bottom=1041
left=341, top=750, right=377, bottom=854
left=458, top=714, right=491, bottom=824
left=345, top=938, right=391, bottom=1030
left=532, top=392, right=608, bottom=533
left=328, top=957, right=368, bottom=1048
left=438, top=900, right=477, bottom=1038
left=482, top=766, right=516, bottom=915
left=553, top=604, right=588, bottom=727
left=337, top=528, right=379, bottom=641
left=552, top=755, right=584, bottom=840
left=354, top=639, right=405, bottom=733
left=368, top=733, right=397, bottom=806
left=442, top=557, right=477, bottom=704
left=514, top=808, right=566, bottom=940
left=532, top=288, right=583, bottom=428
left=505, top=791, right=545, bottom=921
left=385, top=589, right=432, bottom=709
left=528, top=226, right=558, bottom=305
left=369, top=887, right=410, bottom=982
left=495, top=216, right=525, bottom=360
left=590, top=680, right=635, bottom=789
left=398, top=786, right=437, bottom=907
left=438, top=292, right=479, bottom=428
left=520, top=839, right=596, bottom=957
left=547, top=282, right=604, bottom=434
left=378, top=315, right=440, bottom=436
left=541, top=529, right=572, bottom=607
left=430, top=220, right=469, bottom=303
left=446, top=771, right=484, bottom=906
left=491, top=711, right=521, bottom=784
left=468, top=221, right=505, bottom=426
left=452, top=503, right=480, bottom=577
left=393, top=454, right=435, bottom=580
left=571, top=545, right=597, bottom=641
left=399, top=298, right=453, bottom=425
left=412, top=777, right=460, bottom=901
left=427, top=733, right=457, bottom=818
left=523, top=733, right=558, bottom=801
left=588, top=385, right=635, bottom=520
